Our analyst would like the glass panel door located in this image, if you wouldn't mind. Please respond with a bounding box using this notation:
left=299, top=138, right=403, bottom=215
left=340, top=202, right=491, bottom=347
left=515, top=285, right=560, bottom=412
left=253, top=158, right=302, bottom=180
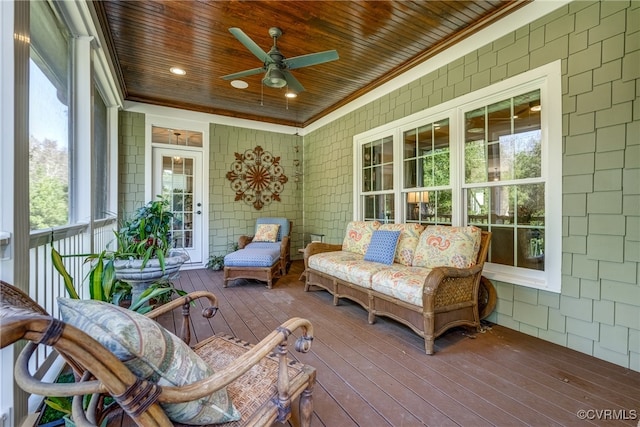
left=153, top=148, right=203, bottom=264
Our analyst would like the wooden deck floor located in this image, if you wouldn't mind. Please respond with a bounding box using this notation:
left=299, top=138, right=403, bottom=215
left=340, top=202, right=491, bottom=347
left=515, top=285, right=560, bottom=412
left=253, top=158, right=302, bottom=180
left=117, top=260, right=639, bottom=426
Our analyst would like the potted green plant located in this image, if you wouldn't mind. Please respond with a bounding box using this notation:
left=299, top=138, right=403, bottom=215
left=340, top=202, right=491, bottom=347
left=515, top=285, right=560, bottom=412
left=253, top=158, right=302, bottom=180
left=52, top=196, right=189, bottom=312
left=206, top=254, right=225, bottom=271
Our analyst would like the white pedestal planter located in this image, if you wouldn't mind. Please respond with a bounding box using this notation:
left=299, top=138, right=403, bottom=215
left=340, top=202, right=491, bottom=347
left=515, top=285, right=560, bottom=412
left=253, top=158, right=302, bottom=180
left=113, top=251, right=189, bottom=303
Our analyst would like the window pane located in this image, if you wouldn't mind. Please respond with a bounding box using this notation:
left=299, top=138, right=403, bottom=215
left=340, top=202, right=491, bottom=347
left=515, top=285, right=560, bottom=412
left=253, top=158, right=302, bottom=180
left=467, top=187, right=490, bottom=224
left=466, top=90, right=541, bottom=184
left=517, top=183, right=545, bottom=225
left=466, top=183, right=545, bottom=271
left=403, top=129, right=416, bottom=159
left=406, top=190, right=451, bottom=225
left=517, top=228, right=544, bottom=270
left=403, top=120, right=450, bottom=189
left=152, top=126, right=203, bottom=147
left=29, top=2, right=70, bottom=230
left=417, top=125, right=432, bottom=156
left=362, top=136, right=393, bottom=193
left=404, top=159, right=417, bottom=188
left=433, top=120, right=450, bottom=186
left=93, top=86, right=109, bottom=219
left=465, top=139, right=487, bottom=183
left=363, top=194, right=395, bottom=223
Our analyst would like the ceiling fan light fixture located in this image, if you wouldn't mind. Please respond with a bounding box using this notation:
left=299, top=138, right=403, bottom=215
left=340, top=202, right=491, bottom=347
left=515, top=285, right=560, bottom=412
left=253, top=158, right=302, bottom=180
left=263, top=67, right=287, bottom=88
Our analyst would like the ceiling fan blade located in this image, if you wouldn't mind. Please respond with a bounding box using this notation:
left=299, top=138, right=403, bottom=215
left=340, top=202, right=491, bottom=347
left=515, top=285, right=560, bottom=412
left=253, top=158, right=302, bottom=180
left=229, top=27, right=273, bottom=64
left=221, top=67, right=265, bottom=80
left=283, top=70, right=305, bottom=93
left=284, top=50, right=339, bottom=70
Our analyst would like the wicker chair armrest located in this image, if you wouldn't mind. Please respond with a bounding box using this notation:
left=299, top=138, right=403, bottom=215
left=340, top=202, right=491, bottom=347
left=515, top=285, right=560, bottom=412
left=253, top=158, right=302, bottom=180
left=159, top=317, right=314, bottom=403
left=145, top=291, right=219, bottom=344
left=424, top=264, right=483, bottom=293
left=238, top=235, right=253, bottom=249
left=4, top=316, right=171, bottom=426
left=423, top=264, right=483, bottom=308
left=304, top=242, right=342, bottom=259
left=280, top=235, right=291, bottom=258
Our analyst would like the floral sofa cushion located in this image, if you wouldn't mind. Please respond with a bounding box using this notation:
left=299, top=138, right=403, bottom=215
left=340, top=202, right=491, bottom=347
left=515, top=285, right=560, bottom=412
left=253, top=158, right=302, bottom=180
left=370, top=265, right=433, bottom=306
left=412, top=225, right=482, bottom=269
left=308, top=251, right=387, bottom=288
left=342, top=221, right=381, bottom=255
left=58, top=298, right=241, bottom=425
left=379, top=223, right=425, bottom=266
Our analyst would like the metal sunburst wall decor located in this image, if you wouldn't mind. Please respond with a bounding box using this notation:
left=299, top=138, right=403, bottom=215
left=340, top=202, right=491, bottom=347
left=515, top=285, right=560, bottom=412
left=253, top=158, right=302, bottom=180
left=226, top=145, right=289, bottom=210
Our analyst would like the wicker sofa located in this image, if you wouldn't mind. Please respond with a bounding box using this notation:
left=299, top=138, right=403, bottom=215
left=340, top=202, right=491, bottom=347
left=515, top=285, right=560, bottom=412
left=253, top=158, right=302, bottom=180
left=304, top=221, right=491, bottom=354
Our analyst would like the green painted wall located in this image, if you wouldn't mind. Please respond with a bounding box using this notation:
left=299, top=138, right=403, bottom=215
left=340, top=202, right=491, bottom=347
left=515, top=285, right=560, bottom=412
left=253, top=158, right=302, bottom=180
left=303, top=1, right=639, bottom=371
left=208, top=124, right=303, bottom=258
left=118, top=111, right=147, bottom=215
left=117, top=115, right=304, bottom=260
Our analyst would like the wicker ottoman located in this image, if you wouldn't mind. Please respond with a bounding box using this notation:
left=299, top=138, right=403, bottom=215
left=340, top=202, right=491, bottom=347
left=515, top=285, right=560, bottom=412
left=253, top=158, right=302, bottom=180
left=223, top=244, right=282, bottom=289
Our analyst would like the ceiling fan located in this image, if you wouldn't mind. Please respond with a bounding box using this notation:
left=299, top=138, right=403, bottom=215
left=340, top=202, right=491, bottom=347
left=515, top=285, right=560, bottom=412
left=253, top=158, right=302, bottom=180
left=221, top=27, right=339, bottom=94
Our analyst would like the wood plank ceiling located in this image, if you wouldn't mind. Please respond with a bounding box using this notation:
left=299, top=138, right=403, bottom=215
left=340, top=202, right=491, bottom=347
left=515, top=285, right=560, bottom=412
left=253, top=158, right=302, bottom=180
left=93, top=1, right=527, bottom=128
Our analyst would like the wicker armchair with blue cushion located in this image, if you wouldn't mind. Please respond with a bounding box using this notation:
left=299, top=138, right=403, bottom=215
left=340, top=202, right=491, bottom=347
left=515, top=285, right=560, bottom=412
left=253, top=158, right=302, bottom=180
left=224, top=218, right=292, bottom=289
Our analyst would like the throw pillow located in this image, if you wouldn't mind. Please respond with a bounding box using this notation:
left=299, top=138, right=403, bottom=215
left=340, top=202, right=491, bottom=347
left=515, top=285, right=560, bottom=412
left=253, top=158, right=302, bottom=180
left=363, top=230, right=401, bottom=265
left=379, top=223, right=425, bottom=266
left=58, top=298, right=241, bottom=425
left=412, top=225, right=482, bottom=269
left=342, top=221, right=381, bottom=255
left=253, top=223, right=280, bottom=242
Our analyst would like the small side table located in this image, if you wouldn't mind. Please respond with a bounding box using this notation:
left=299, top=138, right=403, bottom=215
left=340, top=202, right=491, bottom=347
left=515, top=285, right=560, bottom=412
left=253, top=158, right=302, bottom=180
left=310, top=233, right=325, bottom=243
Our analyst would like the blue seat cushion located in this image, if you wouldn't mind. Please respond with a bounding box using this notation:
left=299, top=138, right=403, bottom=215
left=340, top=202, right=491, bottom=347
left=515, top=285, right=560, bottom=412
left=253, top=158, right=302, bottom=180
left=224, top=246, right=280, bottom=268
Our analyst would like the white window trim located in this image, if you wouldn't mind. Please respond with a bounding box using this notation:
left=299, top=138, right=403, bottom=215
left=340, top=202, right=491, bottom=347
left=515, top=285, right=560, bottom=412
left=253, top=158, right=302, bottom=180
left=354, top=60, right=562, bottom=292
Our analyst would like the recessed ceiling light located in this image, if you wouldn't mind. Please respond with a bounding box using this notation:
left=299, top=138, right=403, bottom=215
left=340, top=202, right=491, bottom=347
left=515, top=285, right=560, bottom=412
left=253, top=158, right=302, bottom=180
left=285, top=91, right=297, bottom=98
left=170, top=67, right=186, bottom=76
left=468, top=127, right=484, bottom=134
left=231, top=80, right=248, bottom=89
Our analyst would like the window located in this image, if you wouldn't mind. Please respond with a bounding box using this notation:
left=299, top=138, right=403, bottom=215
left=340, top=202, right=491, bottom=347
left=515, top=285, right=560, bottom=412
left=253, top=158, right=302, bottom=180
left=29, top=1, right=71, bottom=230
left=402, top=119, right=452, bottom=225
left=361, top=135, right=395, bottom=222
left=354, top=61, right=562, bottom=292
left=93, top=86, right=110, bottom=220
left=152, top=126, right=203, bottom=147
left=464, top=90, right=545, bottom=271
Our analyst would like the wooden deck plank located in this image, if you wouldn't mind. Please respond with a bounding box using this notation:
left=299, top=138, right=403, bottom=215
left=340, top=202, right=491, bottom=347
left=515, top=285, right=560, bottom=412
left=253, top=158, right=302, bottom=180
left=440, top=326, right=638, bottom=425
left=109, top=261, right=640, bottom=426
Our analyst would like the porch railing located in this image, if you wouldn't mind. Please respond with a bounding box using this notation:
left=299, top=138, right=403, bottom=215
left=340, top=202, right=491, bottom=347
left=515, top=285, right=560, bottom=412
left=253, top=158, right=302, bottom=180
left=24, top=218, right=116, bottom=410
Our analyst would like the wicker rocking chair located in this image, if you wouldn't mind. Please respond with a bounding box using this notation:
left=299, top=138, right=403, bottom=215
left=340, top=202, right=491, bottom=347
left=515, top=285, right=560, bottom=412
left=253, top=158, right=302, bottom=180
left=0, top=281, right=316, bottom=426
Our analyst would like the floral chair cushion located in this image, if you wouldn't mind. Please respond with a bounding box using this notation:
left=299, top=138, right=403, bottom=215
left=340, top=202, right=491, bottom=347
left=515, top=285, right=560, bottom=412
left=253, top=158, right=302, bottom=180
left=58, top=298, right=241, bottom=425
left=379, top=223, right=425, bottom=266
left=412, top=225, right=482, bottom=269
left=253, top=224, right=280, bottom=242
left=342, top=221, right=381, bottom=255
